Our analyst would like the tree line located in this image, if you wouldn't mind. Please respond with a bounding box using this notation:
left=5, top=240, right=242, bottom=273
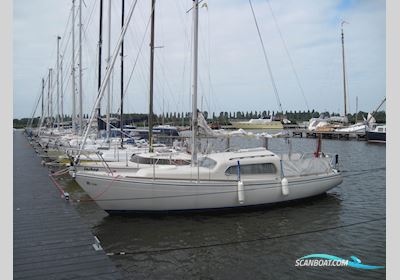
left=14, top=110, right=386, bottom=128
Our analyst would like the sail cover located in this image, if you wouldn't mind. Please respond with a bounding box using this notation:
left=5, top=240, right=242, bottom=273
left=282, top=157, right=332, bottom=177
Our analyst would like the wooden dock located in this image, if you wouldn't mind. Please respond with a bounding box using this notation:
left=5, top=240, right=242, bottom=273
left=289, top=129, right=366, bottom=141
left=13, top=131, right=123, bottom=280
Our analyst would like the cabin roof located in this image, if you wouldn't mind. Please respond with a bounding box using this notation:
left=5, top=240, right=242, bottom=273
left=203, top=148, right=279, bottom=163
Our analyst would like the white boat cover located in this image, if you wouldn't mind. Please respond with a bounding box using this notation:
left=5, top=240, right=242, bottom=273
left=282, top=157, right=332, bottom=177
left=197, top=112, right=287, bottom=138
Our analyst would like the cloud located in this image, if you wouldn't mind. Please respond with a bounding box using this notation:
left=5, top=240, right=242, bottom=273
left=13, top=0, right=385, bottom=118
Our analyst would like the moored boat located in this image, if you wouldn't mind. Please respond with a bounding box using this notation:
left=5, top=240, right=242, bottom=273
left=366, top=125, right=386, bottom=143
left=231, top=118, right=283, bottom=130
left=72, top=0, right=343, bottom=213
left=74, top=147, right=342, bottom=212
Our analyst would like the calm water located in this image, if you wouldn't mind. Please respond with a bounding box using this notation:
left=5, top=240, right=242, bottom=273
left=56, top=136, right=386, bottom=279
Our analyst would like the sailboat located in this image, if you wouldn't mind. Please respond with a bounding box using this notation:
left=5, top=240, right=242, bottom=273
left=31, top=0, right=177, bottom=166
left=366, top=125, right=386, bottom=143
left=73, top=0, right=343, bottom=213
left=308, top=21, right=351, bottom=132
left=366, top=98, right=386, bottom=143
left=337, top=98, right=386, bottom=141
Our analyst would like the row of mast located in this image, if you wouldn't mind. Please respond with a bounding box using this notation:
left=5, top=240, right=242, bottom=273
left=36, top=0, right=347, bottom=158
left=39, top=0, right=200, bottom=164
left=40, top=0, right=125, bottom=138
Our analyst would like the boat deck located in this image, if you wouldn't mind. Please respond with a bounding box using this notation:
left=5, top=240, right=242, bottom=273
left=13, top=131, right=123, bottom=280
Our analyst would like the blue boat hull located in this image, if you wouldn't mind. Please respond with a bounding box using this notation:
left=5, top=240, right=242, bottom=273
left=366, top=131, right=386, bottom=143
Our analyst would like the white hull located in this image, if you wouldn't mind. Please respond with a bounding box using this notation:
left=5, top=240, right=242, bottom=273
left=75, top=163, right=140, bottom=173
left=75, top=172, right=343, bottom=212
left=335, top=124, right=367, bottom=133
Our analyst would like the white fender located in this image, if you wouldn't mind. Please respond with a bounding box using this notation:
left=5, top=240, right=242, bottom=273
left=237, top=181, right=245, bottom=204
left=281, top=177, right=289, bottom=196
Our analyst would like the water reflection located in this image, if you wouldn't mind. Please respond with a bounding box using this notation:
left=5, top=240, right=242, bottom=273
left=52, top=136, right=385, bottom=279
left=92, top=193, right=343, bottom=254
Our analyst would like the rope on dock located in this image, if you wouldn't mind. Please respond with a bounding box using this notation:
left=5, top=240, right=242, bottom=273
left=51, top=167, right=70, bottom=176
left=48, top=173, right=68, bottom=198
left=48, top=172, right=121, bottom=203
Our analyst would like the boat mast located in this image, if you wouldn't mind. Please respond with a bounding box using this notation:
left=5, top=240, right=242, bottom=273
left=60, top=55, right=64, bottom=127
left=148, top=0, right=155, bottom=153
left=355, top=96, right=358, bottom=123
left=75, top=0, right=139, bottom=163
left=56, top=36, right=61, bottom=129
left=41, top=78, right=44, bottom=124
left=47, top=68, right=52, bottom=127
left=162, top=97, right=164, bottom=125
left=191, top=0, right=199, bottom=165
left=106, top=0, right=112, bottom=142
left=341, top=21, right=348, bottom=116
left=120, top=0, right=125, bottom=148
left=367, top=97, right=386, bottom=123
left=97, top=0, right=104, bottom=131
left=50, top=68, right=53, bottom=127
left=78, top=0, right=83, bottom=135
left=71, top=0, right=77, bottom=134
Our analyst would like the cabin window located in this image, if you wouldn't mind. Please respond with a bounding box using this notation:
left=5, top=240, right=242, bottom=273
left=198, top=157, right=217, bottom=169
left=225, top=163, right=276, bottom=176
left=130, top=154, right=189, bottom=165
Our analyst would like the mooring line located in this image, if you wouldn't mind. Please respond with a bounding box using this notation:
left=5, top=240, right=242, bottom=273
left=105, top=217, right=385, bottom=256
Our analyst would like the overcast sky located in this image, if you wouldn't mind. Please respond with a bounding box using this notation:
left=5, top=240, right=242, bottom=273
left=13, top=0, right=386, bottom=119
